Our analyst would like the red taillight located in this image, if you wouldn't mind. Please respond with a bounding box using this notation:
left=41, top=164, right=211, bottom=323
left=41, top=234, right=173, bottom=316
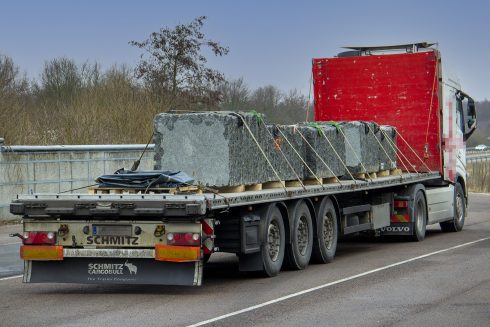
left=23, top=231, right=56, bottom=245
left=394, top=200, right=409, bottom=208
left=166, top=232, right=200, bottom=246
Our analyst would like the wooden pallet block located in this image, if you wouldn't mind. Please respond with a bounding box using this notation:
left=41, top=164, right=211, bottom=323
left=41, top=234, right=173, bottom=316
left=377, top=169, right=390, bottom=177
left=353, top=173, right=366, bottom=179
left=263, top=181, right=286, bottom=189
left=176, top=185, right=200, bottom=192
left=323, top=177, right=339, bottom=184
left=217, top=185, right=246, bottom=193
left=368, top=172, right=377, bottom=179
left=285, top=180, right=304, bottom=187
left=390, top=168, right=402, bottom=176
left=303, top=178, right=324, bottom=186
left=245, top=184, right=262, bottom=191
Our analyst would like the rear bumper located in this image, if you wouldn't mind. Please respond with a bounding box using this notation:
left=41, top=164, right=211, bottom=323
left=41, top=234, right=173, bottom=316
left=24, top=257, right=203, bottom=286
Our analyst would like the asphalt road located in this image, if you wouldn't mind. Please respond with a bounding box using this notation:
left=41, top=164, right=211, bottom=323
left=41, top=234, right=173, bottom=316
left=1, top=193, right=489, bottom=327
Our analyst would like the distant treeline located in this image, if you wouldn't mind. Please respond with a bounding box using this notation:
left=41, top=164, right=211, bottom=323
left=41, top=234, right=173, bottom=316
left=0, top=56, right=311, bottom=145
left=2, top=15, right=488, bottom=147
left=1, top=54, right=488, bottom=146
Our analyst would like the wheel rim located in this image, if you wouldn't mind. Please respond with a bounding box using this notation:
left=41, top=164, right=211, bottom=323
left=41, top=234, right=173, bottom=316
left=322, top=212, right=334, bottom=250
left=296, top=216, right=309, bottom=256
left=455, top=192, right=464, bottom=224
left=415, top=199, right=424, bottom=234
left=267, top=220, right=281, bottom=262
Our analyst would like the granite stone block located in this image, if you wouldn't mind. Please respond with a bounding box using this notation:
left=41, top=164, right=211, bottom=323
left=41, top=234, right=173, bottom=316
left=301, top=124, right=345, bottom=179
left=154, top=111, right=267, bottom=187
left=339, top=121, right=380, bottom=174
left=378, top=125, right=397, bottom=170
left=265, top=124, right=305, bottom=182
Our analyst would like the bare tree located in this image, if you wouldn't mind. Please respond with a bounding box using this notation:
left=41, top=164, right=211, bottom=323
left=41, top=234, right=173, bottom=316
left=0, top=55, right=28, bottom=94
left=130, top=16, right=229, bottom=109
left=38, top=58, right=82, bottom=104
left=250, top=85, right=283, bottom=112
left=219, top=77, right=250, bottom=111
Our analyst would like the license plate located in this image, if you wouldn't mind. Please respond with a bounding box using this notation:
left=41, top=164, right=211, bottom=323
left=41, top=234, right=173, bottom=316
left=92, top=225, right=132, bottom=236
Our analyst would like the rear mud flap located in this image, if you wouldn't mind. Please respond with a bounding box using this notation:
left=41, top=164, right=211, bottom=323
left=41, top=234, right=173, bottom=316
left=24, top=258, right=203, bottom=286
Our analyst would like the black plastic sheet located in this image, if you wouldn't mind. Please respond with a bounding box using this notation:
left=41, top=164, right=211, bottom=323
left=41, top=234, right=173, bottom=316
left=96, top=169, right=194, bottom=188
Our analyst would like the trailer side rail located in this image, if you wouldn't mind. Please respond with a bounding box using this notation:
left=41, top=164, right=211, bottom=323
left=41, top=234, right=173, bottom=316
left=12, top=172, right=441, bottom=218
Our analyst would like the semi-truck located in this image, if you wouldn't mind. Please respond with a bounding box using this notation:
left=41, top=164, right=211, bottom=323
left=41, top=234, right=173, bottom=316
left=9, top=42, right=477, bottom=286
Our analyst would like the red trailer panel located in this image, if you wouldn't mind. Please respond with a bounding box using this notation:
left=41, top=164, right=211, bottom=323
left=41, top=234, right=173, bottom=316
left=313, top=51, right=441, bottom=174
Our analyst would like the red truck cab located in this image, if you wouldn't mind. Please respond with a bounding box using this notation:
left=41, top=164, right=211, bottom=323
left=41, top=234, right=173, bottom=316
left=313, top=42, right=477, bottom=190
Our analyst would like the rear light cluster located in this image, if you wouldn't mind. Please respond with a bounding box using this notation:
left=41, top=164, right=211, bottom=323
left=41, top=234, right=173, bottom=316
left=23, top=231, right=56, bottom=245
left=166, top=232, right=200, bottom=246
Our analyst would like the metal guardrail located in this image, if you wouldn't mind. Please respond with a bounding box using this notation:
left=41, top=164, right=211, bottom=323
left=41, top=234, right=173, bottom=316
left=1, top=144, right=155, bottom=152
left=467, top=150, right=490, bottom=162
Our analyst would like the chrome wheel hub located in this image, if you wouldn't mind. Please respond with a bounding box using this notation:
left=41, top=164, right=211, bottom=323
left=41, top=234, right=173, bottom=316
left=297, top=216, right=309, bottom=255
left=267, top=221, right=280, bottom=262
left=456, top=193, right=464, bottom=223
left=323, top=213, right=334, bottom=250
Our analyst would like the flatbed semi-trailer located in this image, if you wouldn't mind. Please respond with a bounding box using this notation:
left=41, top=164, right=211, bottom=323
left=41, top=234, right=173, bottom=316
left=12, top=172, right=439, bottom=215
left=10, top=171, right=457, bottom=285
left=9, top=42, right=478, bottom=286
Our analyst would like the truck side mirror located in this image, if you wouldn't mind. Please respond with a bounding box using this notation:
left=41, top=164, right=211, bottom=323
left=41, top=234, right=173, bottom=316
left=463, top=96, right=477, bottom=141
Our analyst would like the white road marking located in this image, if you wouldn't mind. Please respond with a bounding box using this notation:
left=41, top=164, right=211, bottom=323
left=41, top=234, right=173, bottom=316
left=187, top=237, right=490, bottom=327
left=469, top=192, right=490, bottom=196
left=0, top=274, right=22, bottom=281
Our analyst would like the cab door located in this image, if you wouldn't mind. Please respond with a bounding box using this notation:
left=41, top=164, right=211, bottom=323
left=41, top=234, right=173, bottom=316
left=442, top=84, right=465, bottom=182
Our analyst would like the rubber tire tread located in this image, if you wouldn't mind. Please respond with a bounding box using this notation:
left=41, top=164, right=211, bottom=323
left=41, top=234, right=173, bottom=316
left=311, top=197, right=338, bottom=264
left=285, top=201, right=314, bottom=270
left=440, top=183, right=465, bottom=232
left=409, top=190, right=427, bottom=242
left=261, top=205, right=286, bottom=277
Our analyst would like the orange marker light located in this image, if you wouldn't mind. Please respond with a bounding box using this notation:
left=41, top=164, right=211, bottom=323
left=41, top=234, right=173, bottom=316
left=155, top=244, right=200, bottom=262
left=20, top=245, right=63, bottom=261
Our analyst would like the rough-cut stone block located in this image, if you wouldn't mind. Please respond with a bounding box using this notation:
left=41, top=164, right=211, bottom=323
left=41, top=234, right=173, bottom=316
left=379, top=125, right=397, bottom=170
left=154, top=112, right=399, bottom=187
left=265, top=125, right=304, bottom=182
left=154, top=111, right=267, bottom=187
left=301, top=124, right=345, bottom=179
left=339, top=121, right=380, bottom=174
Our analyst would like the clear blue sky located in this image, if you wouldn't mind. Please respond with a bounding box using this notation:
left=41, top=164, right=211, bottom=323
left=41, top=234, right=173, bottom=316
left=1, top=0, right=489, bottom=100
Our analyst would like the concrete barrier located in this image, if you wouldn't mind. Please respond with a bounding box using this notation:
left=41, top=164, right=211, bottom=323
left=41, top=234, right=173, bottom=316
left=0, top=144, right=154, bottom=220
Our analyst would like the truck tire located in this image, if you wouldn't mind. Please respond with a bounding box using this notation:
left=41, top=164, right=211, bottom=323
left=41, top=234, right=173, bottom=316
left=285, top=200, right=314, bottom=270
left=440, top=183, right=465, bottom=232
left=409, top=190, right=427, bottom=242
left=261, top=205, right=286, bottom=277
left=311, top=197, right=338, bottom=264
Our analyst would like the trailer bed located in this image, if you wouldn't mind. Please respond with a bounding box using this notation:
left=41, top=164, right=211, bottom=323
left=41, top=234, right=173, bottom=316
left=12, top=172, right=441, bottom=218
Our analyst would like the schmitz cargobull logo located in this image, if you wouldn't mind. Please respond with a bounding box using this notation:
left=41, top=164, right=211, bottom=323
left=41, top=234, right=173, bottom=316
left=88, top=260, right=138, bottom=275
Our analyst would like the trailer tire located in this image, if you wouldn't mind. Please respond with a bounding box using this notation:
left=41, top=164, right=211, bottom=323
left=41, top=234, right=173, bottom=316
left=440, top=183, right=465, bottom=232
left=311, top=197, right=338, bottom=264
left=261, top=205, right=286, bottom=277
left=285, top=201, right=313, bottom=270
left=410, top=190, right=427, bottom=242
